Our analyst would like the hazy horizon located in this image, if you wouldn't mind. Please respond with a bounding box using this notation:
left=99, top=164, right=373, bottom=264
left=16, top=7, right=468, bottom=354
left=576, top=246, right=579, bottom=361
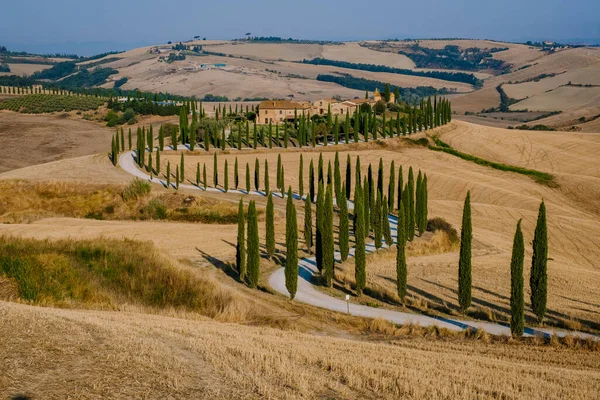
left=2, top=0, right=599, bottom=56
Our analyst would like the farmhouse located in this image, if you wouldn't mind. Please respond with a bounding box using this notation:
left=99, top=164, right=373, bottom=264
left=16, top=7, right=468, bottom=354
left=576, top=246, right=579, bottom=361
left=258, top=100, right=311, bottom=124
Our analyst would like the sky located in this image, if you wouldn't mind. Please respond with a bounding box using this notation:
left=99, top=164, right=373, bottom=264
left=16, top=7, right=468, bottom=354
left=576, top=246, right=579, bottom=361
left=2, top=0, right=599, bottom=55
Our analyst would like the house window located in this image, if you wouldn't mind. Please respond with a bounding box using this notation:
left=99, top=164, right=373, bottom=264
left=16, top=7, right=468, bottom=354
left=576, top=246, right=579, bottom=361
left=341, top=109, right=344, bottom=114
left=265, top=118, right=268, bottom=124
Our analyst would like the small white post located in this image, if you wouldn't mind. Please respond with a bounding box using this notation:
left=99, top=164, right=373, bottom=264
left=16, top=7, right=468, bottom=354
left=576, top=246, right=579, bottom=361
left=345, top=294, right=350, bottom=315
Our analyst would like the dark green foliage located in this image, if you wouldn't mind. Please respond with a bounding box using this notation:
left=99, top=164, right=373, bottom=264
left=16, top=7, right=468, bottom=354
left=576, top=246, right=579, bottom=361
left=374, top=190, right=383, bottom=249
left=382, top=196, right=393, bottom=247
left=388, top=161, right=395, bottom=211
left=396, top=205, right=407, bottom=301
left=236, top=199, right=246, bottom=280
left=266, top=193, right=275, bottom=258
left=180, top=153, right=185, bottom=182
left=166, top=162, right=171, bottom=189
left=213, top=153, right=218, bottom=188
left=323, top=186, right=335, bottom=287
left=245, top=163, right=250, bottom=193
left=510, top=220, right=525, bottom=337
left=246, top=201, right=260, bottom=288
left=334, top=152, right=341, bottom=199
left=304, top=195, right=313, bottom=253
left=339, top=183, right=349, bottom=262
left=224, top=160, right=229, bottom=193
left=315, top=182, right=325, bottom=272
left=299, top=154, right=304, bottom=198
left=354, top=182, right=366, bottom=295
left=345, top=155, right=351, bottom=199
left=254, top=158, right=260, bottom=192
left=530, top=201, right=548, bottom=323
left=264, top=159, right=270, bottom=195
left=285, top=187, right=298, bottom=299
left=196, top=162, right=200, bottom=186
left=234, top=157, right=239, bottom=189
left=203, top=164, right=207, bottom=190
left=458, top=191, right=472, bottom=312
left=309, top=159, right=315, bottom=202
left=407, top=167, right=415, bottom=241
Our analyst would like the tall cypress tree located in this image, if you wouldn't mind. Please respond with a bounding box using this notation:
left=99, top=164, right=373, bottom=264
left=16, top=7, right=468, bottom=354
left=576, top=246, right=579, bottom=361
left=510, top=219, right=525, bottom=337
left=383, top=196, right=393, bottom=246
left=397, top=165, right=403, bottom=211
left=175, top=166, right=180, bottom=190
left=374, top=189, right=383, bottom=249
left=236, top=199, right=246, bottom=281
left=246, top=201, right=260, bottom=288
left=166, top=162, right=171, bottom=188
left=234, top=157, right=239, bottom=189
left=299, top=154, right=304, bottom=198
left=346, top=154, right=352, bottom=199
left=304, top=195, right=313, bottom=253
left=407, top=167, right=415, bottom=241
left=224, top=159, right=229, bottom=192
left=458, top=191, right=472, bottom=312
left=323, top=186, right=335, bottom=287
left=530, top=200, right=548, bottom=323
left=285, top=187, right=298, bottom=299
left=266, top=192, right=275, bottom=258
left=354, top=181, right=366, bottom=295
left=388, top=161, right=396, bottom=211
left=203, top=163, right=207, bottom=190
left=245, top=163, right=250, bottom=193
left=156, top=149, right=161, bottom=174
left=415, top=171, right=423, bottom=235
left=276, top=154, right=282, bottom=192
left=363, top=174, right=371, bottom=238
left=334, top=151, right=341, bottom=199
left=318, top=153, right=324, bottom=184
left=180, top=153, right=185, bottom=182
left=195, top=162, right=200, bottom=186
left=339, top=182, right=349, bottom=262
left=264, top=159, right=270, bottom=195
left=213, top=152, right=218, bottom=187
left=254, top=158, right=260, bottom=192
left=377, top=158, right=384, bottom=197
left=315, top=181, right=325, bottom=272
left=128, top=128, right=132, bottom=150
left=309, top=159, right=315, bottom=202
left=396, top=203, right=407, bottom=301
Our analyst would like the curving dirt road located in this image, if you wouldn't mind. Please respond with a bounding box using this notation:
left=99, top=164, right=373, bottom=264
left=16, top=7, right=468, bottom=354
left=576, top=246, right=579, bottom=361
left=119, top=146, right=598, bottom=340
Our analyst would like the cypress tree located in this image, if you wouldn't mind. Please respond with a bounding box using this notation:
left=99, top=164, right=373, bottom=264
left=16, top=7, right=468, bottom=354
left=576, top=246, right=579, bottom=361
left=196, top=162, right=200, bottom=186
left=421, top=174, right=428, bottom=233
left=180, top=153, right=185, bottom=182
left=333, top=152, right=341, bottom=197
left=147, top=153, right=152, bottom=173
left=203, top=164, right=207, bottom=190
left=345, top=154, right=351, bottom=199
left=254, top=158, right=260, bottom=192
left=246, top=201, right=260, bottom=288
left=245, top=163, right=250, bottom=193
left=166, top=162, right=171, bottom=188
left=318, top=153, right=324, bottom=184
left=374, top=189, right=383, bottom=249
left=309, top=159, right=315, bottom=202
left=175, top=166, right=180, bottom=190
left=510, top=219, right=525, bottom=337
left=339, top=182, right=349, bottom=262
left=264, top=159, right=270, bottom=195
left=128, top=128, right=132, bottom=150
left=304, top=195, right=313, bottom=253
left=234, top=157, right=239, bottom=189
left=213, top=152, right=218, bottom=187
left=388, top=161, right=396, bottom=210
left=237, top=199, right=246, bottom=281
left=299, top=154, right=304, bottom=198
left=276, top=154, right=282, bottom=192
left=458, top=191, right=472, bottom=312
left=415, top=171, right=422, bottom=235
left=530, top=200, right=548, bottom=323
left=323, top=186, right=335, bottom=287
left=327, top=160, right=332, bottom=186
left=377, top=158, right=384, bottom=197
left=396, top=205, right=407, bottom=301
left=354, top=181, right=366, bottom=295
left=407, top=167, right=415, bottom=241
left=156, top=149, right=161, bottom=174
left=383, top=196, right=393, bottom=246
left=224, top=159, right=229, bottom=192
left=285, top=187, right=298, bottom=299
left=266, top=192, right=275, bottom=258
left=120, top=127, right=125, bottom=152
left=315, top=181, right=325, bottom=272
left=280, top=165, right=285, bottom=197
left=397, top=166, right=403, bottom=211
left=363, top=174, right=371, bottom=237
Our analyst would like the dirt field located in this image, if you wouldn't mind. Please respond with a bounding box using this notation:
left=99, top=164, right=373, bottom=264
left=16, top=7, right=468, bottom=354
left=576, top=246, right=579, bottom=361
left=0, top=63, right=51, bottom=76
left=2, top=300, right=600, bottom=400
left=0, top=111, right=115, bottom=173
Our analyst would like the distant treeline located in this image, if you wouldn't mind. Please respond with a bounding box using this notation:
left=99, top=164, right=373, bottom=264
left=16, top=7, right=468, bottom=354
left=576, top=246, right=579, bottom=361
left=302, top=58, right=482, bottom=87
left=398, top=44, right=509, bottom=73
left=0, top=46, right=124, bottom=61
left=316, top=73, right=450, bottom=103
left=233, top=37, right=343, bottom=45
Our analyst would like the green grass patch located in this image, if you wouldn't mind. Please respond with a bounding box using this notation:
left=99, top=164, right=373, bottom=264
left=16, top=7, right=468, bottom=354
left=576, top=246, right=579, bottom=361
left=0, top=236, right=220, bottom=312
left=429, top=138, right=557, bottom=187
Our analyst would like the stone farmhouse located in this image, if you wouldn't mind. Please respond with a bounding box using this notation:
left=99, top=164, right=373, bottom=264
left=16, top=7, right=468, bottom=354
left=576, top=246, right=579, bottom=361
left=258, top=88, right=394, bottom=124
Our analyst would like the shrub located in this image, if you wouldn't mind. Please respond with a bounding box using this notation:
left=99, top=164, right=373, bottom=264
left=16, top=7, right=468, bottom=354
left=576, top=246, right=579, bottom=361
left=427, top=217, right=459, bottom=243
left=121, top=178, right=151, bottom=201
left=141, top=199, right=168, bottom=220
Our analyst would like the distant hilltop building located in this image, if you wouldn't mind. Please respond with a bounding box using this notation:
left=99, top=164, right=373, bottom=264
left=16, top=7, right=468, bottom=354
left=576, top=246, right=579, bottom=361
left=258, top=88, right=393, bottom=124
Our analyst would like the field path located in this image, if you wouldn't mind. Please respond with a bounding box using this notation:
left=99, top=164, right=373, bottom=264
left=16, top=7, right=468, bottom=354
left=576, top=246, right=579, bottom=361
left=119, top=146, right=598, bottom=340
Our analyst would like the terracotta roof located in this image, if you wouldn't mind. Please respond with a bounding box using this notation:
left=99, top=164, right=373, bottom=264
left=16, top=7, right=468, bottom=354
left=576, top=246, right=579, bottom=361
left=259, top=100, right=310, bottom=110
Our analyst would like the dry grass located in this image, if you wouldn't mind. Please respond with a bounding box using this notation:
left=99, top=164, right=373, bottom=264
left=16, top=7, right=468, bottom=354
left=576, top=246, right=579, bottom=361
left=1, top=301, right=599, bottom=400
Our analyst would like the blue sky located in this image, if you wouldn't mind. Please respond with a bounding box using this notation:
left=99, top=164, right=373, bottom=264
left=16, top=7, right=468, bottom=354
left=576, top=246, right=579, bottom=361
left=2, top=0, right=599, bottom=55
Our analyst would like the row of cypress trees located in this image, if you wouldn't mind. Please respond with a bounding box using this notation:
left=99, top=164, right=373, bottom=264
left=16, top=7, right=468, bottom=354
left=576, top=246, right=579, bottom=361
left=457, top=192, right=549, bottom=337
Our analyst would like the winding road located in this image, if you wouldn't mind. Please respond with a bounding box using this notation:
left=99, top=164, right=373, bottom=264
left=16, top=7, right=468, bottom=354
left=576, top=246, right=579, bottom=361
left=119, top=146, right=598, bottom=340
